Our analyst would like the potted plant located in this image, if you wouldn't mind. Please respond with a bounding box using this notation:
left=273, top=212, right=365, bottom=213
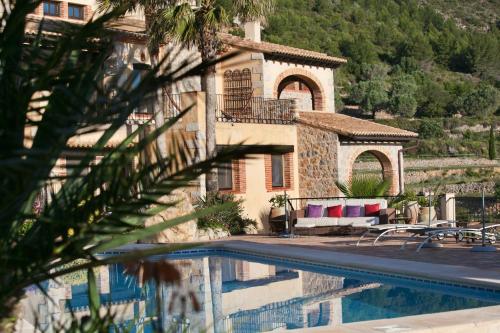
left=417, top=194, right=438, bottom=223
left=269, top=194, right=287, bottom=219
left=402, top=190, right=419, bottom=224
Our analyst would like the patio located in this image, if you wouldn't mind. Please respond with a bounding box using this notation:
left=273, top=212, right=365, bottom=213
left=218, top=234, right=500, bottom=273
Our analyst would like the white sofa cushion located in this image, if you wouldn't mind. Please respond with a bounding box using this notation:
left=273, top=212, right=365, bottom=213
left=337, top=217, right=379, bottom=227
left=296, top=217, right=338, bottom=227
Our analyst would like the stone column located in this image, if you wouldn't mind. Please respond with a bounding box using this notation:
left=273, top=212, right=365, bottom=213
left=440, top=193, right=456, bottom=221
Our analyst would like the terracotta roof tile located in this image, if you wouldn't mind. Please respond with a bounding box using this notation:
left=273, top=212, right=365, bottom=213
left=25, top=15, right=147, bottom=39
left=219, top=33, right=347, bottom=67
left=298, top=112, right=418, bottom=140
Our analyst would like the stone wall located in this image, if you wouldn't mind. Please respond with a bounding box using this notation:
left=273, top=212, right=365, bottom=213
left=297, top=124, right=339, bottom=198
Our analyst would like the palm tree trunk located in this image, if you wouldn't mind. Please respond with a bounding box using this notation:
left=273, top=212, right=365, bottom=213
left=144, top=9, right=167, bottom=161
left=202, top=67, right=218, bottom=192
left=150, top=53, right=168, bottom=160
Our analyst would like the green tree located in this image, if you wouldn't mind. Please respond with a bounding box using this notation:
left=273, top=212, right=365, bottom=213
left=459, top=33, right=499, bottom=74
left=450, top=83, right=498, bottom=117
left=419, top=119, right=445, bottom=139
left=389, top=74, right=418, bottom=117
left=489, top=123, right=497, bottom=160
left=350, top=79, right=389, bottom=117
left=416, top=78, right=450, bottom=118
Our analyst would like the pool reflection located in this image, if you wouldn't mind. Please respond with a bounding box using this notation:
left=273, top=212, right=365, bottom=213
left=20, top=256, right=496, bottom=333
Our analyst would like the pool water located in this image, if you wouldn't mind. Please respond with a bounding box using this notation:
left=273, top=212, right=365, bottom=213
left=22, top=249, right=500, bottom=332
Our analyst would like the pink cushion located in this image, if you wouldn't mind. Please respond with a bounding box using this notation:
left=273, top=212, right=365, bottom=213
left=365, top=203, right=381, bottom=217
left=327, top=205, right=343, bottom=217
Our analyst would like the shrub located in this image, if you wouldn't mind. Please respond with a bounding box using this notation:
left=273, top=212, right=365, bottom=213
left=418, top=119, right=444, bottom=139
left=196, top=192, right=256, bottom=235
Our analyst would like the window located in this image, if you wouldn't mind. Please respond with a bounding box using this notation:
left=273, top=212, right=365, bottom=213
left=271, top=154, right=284, bottom=187
left=43, top=1, right=60, bottom=16
left=68, top=4, right=84, bottom=20
left=218, top=161, right=233, bottom=190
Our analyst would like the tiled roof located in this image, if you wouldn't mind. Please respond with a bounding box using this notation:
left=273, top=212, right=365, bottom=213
left=25, top=15, right=147, bottom=39
left=298, top=112, right=418, bottom=140
left=218, top=33, right=347, bottom=67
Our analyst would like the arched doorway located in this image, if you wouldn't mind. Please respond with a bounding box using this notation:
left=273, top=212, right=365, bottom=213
left=273, top=69, right=325, bottom=111
left=278, top=76, right=315, bottom=110
left=352, top=151, right=385, bottom=181
left=349, top=149, right=397, bottom=194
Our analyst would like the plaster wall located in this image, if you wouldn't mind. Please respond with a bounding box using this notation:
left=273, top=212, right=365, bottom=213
left=337, top=143, right=403, bottom=195
left=216, top=122, right=299, bottom=231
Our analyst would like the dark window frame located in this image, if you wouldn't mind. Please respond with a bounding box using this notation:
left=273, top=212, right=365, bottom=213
left=217, top=161, right=233, bottom=190
left=68, top=3, right=84, bottom=20
left=271, top=154, right=285, bottom=188
left=43, top=0, right=60, bottom=16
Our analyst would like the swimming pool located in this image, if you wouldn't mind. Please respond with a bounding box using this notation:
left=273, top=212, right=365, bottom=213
left=21, top=248, right=500, bottom=332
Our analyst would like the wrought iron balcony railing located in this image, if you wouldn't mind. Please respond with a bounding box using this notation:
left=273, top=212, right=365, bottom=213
left=216, top=94, right=295, bottom=125
left=127, top=93, right=182, bottom=124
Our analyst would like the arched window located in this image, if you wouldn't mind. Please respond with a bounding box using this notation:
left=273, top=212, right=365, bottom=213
left=223, top=68, right=252, bottom=115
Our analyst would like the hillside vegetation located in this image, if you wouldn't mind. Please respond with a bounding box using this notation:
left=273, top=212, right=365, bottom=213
left=257, top=0, right=499, bottom=121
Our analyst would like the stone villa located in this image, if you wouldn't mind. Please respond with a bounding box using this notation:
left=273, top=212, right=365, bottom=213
left=27, top=1, right=417, bottom=231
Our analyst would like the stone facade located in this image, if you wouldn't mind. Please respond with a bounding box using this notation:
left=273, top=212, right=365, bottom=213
left=297, top=124, right=340, bottom=198
left=143, top=190, right=198, bottom=243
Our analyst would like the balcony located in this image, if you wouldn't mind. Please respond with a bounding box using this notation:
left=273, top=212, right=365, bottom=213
left=127, top=93, right=296, bottom=125
left=216, top=94, right=295, bottom=125
left=127, top=93, right=182, bottom=124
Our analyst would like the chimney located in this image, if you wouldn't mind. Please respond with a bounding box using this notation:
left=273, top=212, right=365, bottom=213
left=244, top=21, right=261, bottom=42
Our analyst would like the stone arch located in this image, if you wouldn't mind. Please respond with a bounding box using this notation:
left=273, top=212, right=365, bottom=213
left=347, top=148, right=398, bottom=195
left=272, top=68, right=326, bottom=111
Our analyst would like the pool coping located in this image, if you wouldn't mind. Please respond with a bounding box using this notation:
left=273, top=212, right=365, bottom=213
left=215, top=240, right=500, bottom=291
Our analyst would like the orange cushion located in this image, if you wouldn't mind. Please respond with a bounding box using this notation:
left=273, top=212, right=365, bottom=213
left=364, top=203, right=380, bottom=217
left=327, top=205, right=343, bottom=217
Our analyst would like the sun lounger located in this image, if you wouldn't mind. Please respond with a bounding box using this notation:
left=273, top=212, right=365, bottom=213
left=400, top=226, right=463, bottom=252
left=356, top=221, right=456, bottom=247
left=402, top=223, right=500, bottom=252
left=456, top=223, right=500, bottom=244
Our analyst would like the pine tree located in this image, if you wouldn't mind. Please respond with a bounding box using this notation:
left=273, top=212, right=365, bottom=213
left=488, top=123, right=497, bottom=160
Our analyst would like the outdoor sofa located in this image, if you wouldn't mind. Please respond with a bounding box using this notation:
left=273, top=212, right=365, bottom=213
left=291, top=198, right=392, bottom=235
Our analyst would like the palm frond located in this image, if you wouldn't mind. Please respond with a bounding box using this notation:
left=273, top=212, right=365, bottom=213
left=0, top=1, right=249, bottom=324
left=336, top=175, right=391, bottom=198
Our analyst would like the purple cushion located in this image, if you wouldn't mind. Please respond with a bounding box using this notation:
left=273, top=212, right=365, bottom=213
left=306, top=204, right=323, bottom=218
left=346, top=205, right=361, bottom=217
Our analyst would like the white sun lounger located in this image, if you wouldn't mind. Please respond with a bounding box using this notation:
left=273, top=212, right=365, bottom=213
left=356, top=221, right=455, bottom=247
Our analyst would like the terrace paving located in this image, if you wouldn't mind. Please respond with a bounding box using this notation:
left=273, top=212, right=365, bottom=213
left=221, top=234, right=500, bottom=273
